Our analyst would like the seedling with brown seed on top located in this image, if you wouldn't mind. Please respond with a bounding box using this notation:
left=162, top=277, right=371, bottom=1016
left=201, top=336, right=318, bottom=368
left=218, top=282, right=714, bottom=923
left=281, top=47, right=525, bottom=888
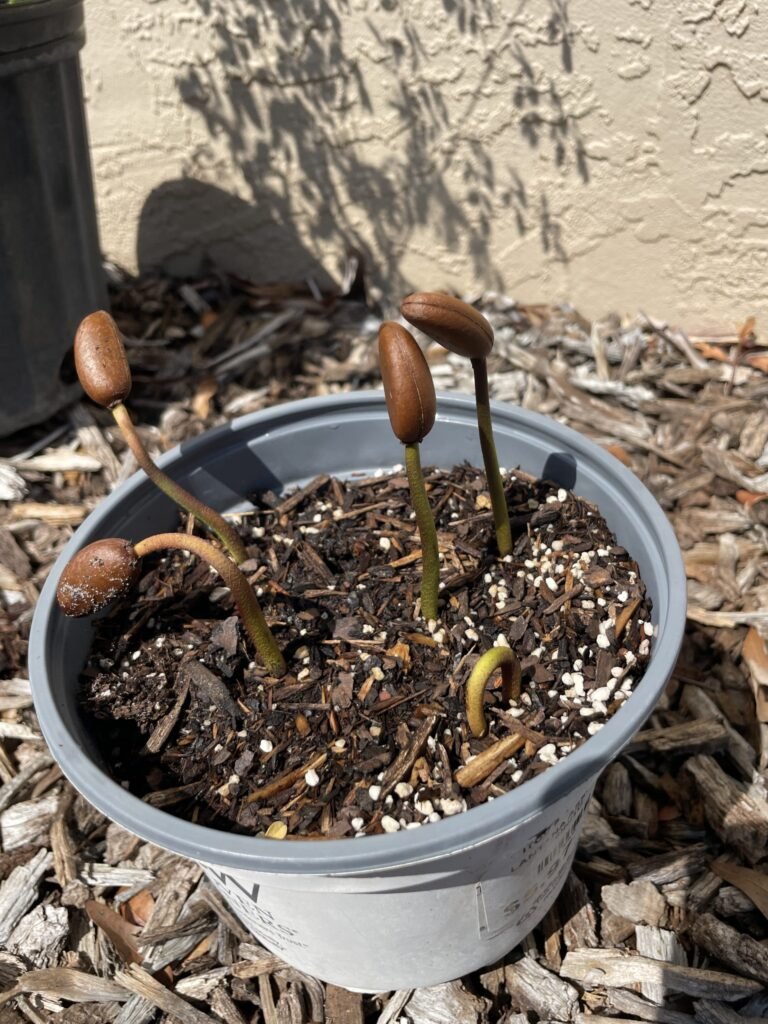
left=378, top=321, right=440, bottom=621
left=400, top=292, right=512, bottom=556
left=74, top=311, right=248, bottom=565
left=56, top=535, right=285, bottom=676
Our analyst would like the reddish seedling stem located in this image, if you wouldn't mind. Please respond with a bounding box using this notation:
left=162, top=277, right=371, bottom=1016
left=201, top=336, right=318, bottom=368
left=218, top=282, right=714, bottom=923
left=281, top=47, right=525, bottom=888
left=471, top=358, right=512, bottom=556
left=112, top=403, right=248, bottom=565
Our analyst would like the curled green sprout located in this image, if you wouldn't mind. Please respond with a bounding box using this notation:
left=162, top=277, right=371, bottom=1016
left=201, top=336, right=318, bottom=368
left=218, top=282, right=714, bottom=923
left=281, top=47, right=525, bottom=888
left=465, top=646, right=522, bottom=738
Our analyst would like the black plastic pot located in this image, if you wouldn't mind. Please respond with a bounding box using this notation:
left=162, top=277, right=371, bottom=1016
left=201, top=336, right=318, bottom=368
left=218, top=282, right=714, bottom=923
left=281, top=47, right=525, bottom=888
left=0, top=0, right=106, bottom=437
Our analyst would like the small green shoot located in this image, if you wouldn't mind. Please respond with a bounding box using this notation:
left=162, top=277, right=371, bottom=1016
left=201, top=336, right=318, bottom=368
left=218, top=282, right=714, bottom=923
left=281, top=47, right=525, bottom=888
left=465, top=646, right=522, bottom=738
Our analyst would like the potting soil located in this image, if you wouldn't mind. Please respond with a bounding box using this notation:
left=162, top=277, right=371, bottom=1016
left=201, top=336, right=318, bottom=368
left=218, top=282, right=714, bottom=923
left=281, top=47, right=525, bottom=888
left=80, top=463, right=652, bottom=837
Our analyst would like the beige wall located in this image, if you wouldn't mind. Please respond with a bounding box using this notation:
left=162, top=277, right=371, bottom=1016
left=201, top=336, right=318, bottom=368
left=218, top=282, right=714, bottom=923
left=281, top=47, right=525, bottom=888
left=81, top=1, right=768, bottom=325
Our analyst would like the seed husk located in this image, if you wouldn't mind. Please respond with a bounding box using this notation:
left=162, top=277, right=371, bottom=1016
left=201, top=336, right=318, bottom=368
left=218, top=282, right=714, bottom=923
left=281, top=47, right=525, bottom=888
left=378, top=322, right=436, bottom=444
left=74, top=311, right=132, bottom=409
left=400, top=292, right=493, bottom=359
left=56, top=538, right=141, bottom=617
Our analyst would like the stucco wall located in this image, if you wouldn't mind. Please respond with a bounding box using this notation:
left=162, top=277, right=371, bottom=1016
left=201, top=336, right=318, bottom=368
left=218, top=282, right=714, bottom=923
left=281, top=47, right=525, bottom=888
left=81, top=1, right=767, bottom=325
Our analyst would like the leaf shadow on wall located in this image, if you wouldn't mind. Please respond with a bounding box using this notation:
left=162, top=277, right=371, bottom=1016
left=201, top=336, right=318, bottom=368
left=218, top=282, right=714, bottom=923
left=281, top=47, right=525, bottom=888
left=140, top=0, right=585, bottom=291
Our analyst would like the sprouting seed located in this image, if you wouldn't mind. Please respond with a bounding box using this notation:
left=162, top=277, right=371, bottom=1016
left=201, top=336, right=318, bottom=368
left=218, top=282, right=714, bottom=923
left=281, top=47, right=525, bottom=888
left=401, top=292, right=512, bottom=556
left=465, top=646, right=522, bottom=738
left=56, top=535, right=285, bottom=676
left=378, top=321, right=439, bottom=621
left=74, top=311, right=248, bottom=565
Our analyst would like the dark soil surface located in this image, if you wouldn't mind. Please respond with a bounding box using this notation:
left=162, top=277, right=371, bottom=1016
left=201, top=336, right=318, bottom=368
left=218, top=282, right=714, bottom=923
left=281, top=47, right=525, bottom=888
left=80, top=462, right=652, bottom=838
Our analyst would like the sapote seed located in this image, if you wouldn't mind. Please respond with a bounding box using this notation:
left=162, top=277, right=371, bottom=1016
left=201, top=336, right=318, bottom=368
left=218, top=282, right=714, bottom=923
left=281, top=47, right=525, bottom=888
left=401, top=291, right=511, bottom=556
left=57, top=533, right=285, bottom=676
left=74, top=311, right=132, bottom=409
left=400, top=291, right=493, bottom=360
left=378, top=322, right=436, bottom=444
left=56, top=538, right=140, bottom=617
left=378, top=321, right=439, bottom=620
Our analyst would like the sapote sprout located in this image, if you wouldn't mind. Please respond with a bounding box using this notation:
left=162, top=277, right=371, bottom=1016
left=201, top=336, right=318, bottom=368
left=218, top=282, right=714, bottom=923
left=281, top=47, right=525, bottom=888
left=378, top=321, right=439, bottom=621
left=400, top=292, right=512, bottom=556
left=56, top=536, right=285, bottom=676
left=465, top=646, right=522, bottom=739
left=74, top=311, right=248, bottom=565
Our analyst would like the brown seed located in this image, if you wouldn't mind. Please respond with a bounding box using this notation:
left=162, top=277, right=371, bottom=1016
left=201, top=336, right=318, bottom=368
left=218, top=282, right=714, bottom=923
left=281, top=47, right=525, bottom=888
left=378, top=322, right=436, bottom=444
left=56, top=538, right=141, bottom=617
left=74, top=311, right=132, bottom=408
left=400, top=291, right=493, bottom=359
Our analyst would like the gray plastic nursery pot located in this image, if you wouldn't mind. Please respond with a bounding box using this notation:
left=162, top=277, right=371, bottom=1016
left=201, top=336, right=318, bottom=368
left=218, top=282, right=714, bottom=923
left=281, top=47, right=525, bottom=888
left=29, top=393, right=686, bottom=991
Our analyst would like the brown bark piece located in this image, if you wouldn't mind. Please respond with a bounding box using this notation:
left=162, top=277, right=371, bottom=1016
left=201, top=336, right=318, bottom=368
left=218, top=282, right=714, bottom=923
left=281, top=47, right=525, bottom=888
left=325, top=985, right=365, bottom=1024
left=693, top=1001, right=750, bottom=1024
left=578, top=804, right=621, bottom=855
left=559, top=872, right=599, bottom=950
left=454, top=734, right=525, bottom=788
left=14, top=967, right=127, bottom=1004
left=628, top=844, right=710, bottom=885
left=0, top=849, right=52, bottom=947
left=404, top=981, right=489, bottom=1024
left=635, top=926, right=688, bottom=1003
left=541, top=903, right=563, bottom=970
left=600, top=908, right=635, bottom=946
left=689, top=912, right=768, bottom=985
left=710, top=858, right=768, bottom=920
left=560, top=948, right=761, bottom=1001
left=625, top=718, right=730, bottom=757
left=504, top=956, right=579, bottom=1022
left=210, top=986, right=248, bottom=1024
left=600, top=762, right=632, bottom=817
left=141, top=678, right=189, bottom=755
left=602, top=881, right=665, bottom=926
left=680, top=686, right=756, bottom=778
left=684, top=754, right=768, bottom=863
left=605, top=990, right=695, bottom=1024
left=379, top=714, right=437, bottom=798
left=115, top=964, right=215, bottom=1023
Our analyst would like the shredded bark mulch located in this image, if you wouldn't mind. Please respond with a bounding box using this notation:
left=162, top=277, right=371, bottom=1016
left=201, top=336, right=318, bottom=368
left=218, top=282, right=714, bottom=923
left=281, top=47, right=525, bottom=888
left=1, top=267, right=767, bottom=1021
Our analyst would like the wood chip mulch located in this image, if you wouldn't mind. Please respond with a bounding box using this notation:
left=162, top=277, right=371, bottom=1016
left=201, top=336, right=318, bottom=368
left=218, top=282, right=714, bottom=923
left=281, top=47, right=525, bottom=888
left=0, top=266, right=767, bottom=1023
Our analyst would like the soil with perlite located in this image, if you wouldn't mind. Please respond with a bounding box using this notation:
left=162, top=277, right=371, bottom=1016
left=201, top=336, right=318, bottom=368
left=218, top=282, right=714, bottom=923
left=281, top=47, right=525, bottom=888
left=79, top=462, right=652, bottom=839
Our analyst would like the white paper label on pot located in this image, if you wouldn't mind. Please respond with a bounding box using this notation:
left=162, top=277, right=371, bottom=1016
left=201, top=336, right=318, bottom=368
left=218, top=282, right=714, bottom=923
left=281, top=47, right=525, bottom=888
left=476, top=782, right=592, bottom=941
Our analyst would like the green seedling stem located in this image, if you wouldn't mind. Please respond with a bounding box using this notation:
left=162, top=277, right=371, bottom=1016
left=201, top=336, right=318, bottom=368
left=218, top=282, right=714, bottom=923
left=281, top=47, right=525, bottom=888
left=404, top=442, right=439, bottom=621
left=465, top=646, right=522, bottom=738
left=112, top=403, right=248, bottom=565
left=134, top=533, right=285, bottom=676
